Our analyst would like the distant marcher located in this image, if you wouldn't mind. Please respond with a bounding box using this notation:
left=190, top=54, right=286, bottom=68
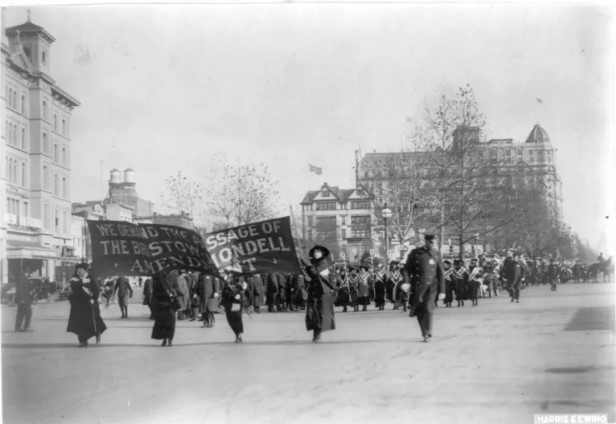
left=142, top=277, right=154, bottom=319
left=357, top=262, right=374, bottom=312
left=404, top=234, right=445, bottom=342
left=67, top=263, right=107, bottom=347
left=151, top=273, right=177, bottom=347
left=14, top=267, right=34, bottom=332
left=197, top=273, right=220, bottom=328
left=249, top=273, right=264, bottom=313
left=113, top=275, right=133, bottom=319
left=373, top=264, right=386, bottom=310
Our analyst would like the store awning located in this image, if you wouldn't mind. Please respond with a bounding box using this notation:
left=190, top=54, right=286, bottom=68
left=6, top=241, right=58, bottom=260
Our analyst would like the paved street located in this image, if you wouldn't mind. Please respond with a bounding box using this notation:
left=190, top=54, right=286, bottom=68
left=2, top=282, right=615, bottom=424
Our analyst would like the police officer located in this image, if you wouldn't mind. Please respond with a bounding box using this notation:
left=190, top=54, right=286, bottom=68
left=403, top=234, right=445, bottom=342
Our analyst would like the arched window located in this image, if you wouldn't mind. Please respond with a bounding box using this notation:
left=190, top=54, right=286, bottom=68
left=62, top=177, right=67, bottom=198
left=21, top=162, right=26, bottom=187
left=42, top=51, right=47, bottom=64
left=21, top=128, right=26, bottom=149
left=62, top=147, right=67, bottom=166
left=21, top=95, right=25, bottom=114
left=53, top=143, right=58, bottom=162
left=53, top=114, right=58, bottom=131
left=54, top=174, right=59, bottom=195
left=62, top=119, right=66, bottom=135
left=42, top=100, right=48, bottom=119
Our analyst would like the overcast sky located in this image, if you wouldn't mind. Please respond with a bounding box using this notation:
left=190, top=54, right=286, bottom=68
left=2, top=3, right=614, bottom=251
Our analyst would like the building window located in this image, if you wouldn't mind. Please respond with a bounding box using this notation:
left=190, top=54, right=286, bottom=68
left=53, top=143, right=58, bottom=162
left=43, top=165, right=49, bottom=190
left=315, top=216, right=337, bottom=243
left=320, top=189, right=330, bottom=198
left=42, top=51, right=47, bottom=64
left=42, top=100, right=49, bottom=120
left=62, top=177, right=67, bottom=198
left=62, top=119, right=67, bottom=135
left=316, top=201, right=337, bottom=211
left=54, top=174, right=59, bottom=195
left=55, top=208, right=59, bottom=231
left=63, top=211, right=68, bottom=234
left=20, top=128, right=26, bottom=149
left=23, top=201, right=29, bottom=220
left=53, top=114, right=58, bottom=131
left=350, top=200, right=371, bottom=209
left=21, top=162, right=26, bottom=187
left=62, top=147, right=67, bottom=166
left=43, top=132, right=49, bottom=153
left=43, top=204, right=49, bottom=229
left=21, top=94, right=26, bottom=114
left=350, top=215, right=371, bottom=238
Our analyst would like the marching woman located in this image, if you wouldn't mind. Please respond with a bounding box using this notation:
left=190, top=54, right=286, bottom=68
left=151, top=272, right=178, bottom=347
left=303, top=245, right=336, bottom=343
left=374, top=264, right=387, bottom=311
left=220, top=268, right=246, bottom=343
left=67, top=263, right=107, bottom=347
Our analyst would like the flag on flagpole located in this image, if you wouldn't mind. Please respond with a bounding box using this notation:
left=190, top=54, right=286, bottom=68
left=309, top=164, right=322, bottom=175
left=536, top=97, right=543, bottom=104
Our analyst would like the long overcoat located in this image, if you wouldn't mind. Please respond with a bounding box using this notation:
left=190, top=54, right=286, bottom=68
left=67, top=274, right=107, bottom=340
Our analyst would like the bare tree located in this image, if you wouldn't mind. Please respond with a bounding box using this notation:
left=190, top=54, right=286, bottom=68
left=159, top=171, right=203, bottom=218
left=204, top=162, right=280, bottom=229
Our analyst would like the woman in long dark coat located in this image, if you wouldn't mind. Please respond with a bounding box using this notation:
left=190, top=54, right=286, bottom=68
left=220, top=272, right=245, bottom=343
left=67, top=263, right=107, bottom=347
left=151, top=273, right=177, bottom=346
left=304, top=245, right=336, bottom=343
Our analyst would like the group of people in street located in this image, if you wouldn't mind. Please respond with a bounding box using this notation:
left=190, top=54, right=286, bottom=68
left=11, top=239, right=613, bottom=347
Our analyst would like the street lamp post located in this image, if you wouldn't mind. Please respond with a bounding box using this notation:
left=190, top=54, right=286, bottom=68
left=382, top=205, right=393, bottom=266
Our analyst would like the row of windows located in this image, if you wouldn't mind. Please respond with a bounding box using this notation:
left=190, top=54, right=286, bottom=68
left=41, top=132, right=70, bottom=166
left=6, top=198, right=71, bottom=236
left=5, top=86, right=27, bottom=114
left=5, top=157, right=27, bottom=187
left=41, top=165, right=70, bottom=198
left=5, top=120, right=27, bottom=149
left=41, top=203, right=70, bottom=235
left=306, top=200, right=372, bottom=211
left=41, top=99, right=70, bottom=136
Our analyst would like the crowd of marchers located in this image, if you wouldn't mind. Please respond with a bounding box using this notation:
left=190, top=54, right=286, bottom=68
left=10, top=249, right=612, bottom=346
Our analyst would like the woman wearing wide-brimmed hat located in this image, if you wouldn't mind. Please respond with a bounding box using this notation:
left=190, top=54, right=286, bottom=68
left=302, top=245, right=336, bottom=343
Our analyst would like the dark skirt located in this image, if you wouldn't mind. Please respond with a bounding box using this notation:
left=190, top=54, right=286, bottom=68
left=151, top=301, right=176, bottom=340
left=224, top=303, right=244, bottom=335
left=67, top=299, right=107, bottom=341
left=335, top=287, right=350, bottom=306
left=374, top=281, right=386, bottom=307
left=305, top=292, right=335, bottom=332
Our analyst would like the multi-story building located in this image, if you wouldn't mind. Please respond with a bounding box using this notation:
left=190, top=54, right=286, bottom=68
left=356, top=123, right=563, bottom=254
left=2, top=18, right=80, bottom=284
left=300, top=183, right=376, bottom=264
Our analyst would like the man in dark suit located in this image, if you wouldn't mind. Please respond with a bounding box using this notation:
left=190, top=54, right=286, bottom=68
left=113, top=275, right=133, bottom=318
left=502, top=251, right=522, bottom=303
left=404, top=234, right=445, bottom=342
left=14, top=266, right=34, bottom=332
